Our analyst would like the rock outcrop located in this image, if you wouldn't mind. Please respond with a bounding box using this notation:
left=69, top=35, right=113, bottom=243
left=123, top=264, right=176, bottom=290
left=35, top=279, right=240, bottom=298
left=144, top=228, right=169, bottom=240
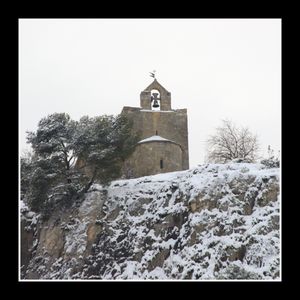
left=21, top=163, right=280, bottom=280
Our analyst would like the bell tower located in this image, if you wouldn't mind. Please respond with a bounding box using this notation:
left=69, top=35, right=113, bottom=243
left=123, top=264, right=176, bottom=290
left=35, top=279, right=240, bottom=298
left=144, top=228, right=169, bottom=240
left=121, top=77, right=189, bottom=178
left=140, top=79, right=172, bottom=111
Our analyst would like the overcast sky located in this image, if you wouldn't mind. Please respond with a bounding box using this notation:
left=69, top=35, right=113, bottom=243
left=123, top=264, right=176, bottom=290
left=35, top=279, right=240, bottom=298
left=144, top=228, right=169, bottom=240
left=19, top=19, right=281, bottom=167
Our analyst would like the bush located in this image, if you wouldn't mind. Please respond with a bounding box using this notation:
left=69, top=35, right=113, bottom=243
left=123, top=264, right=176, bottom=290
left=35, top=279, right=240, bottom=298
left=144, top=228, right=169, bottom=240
left=260, top=146, right=280, bottom=168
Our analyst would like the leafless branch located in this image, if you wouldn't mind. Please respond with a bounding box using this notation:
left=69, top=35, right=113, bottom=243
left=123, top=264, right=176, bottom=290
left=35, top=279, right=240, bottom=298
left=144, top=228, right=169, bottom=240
left=206, top=120, right=259, bottom=163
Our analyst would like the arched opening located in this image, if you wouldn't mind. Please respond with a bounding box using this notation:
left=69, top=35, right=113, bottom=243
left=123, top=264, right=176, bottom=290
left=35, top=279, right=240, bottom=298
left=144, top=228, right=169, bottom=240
left=151, top=89, right=161, bottom=111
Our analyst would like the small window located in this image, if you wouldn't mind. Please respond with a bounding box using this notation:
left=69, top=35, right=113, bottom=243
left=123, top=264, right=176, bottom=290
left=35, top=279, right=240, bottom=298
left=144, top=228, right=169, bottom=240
left=156, top=130, right=158, bottom=135
left=160, top=159, right=163, bottom=169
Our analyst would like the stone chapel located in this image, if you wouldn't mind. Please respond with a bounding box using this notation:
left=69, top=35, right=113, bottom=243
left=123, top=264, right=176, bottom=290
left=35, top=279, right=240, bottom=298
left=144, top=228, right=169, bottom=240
left=121, top=78, right=189, bottom=178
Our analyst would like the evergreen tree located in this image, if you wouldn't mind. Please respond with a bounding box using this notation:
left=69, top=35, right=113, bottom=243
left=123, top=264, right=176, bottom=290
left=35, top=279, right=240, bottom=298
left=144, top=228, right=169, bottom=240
left=25, top=113, right=83, bottom=214
left=74, top=114, right=139, bottom=188
left=22, top=112, right=138, bottom=215
left=20, top=150, right=34, bottom=201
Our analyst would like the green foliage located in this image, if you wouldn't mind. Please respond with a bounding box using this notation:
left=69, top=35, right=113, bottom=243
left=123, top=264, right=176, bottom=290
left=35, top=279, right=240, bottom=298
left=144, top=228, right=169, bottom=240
left=75, top=114, right=139, bottom=186
left=20, top=151, right=34, bottom=199
left=27, top=158, right=57, bottom=212
left=22, top=112, right=138, bottom=216
left=27, top=113, right=76, bottom=158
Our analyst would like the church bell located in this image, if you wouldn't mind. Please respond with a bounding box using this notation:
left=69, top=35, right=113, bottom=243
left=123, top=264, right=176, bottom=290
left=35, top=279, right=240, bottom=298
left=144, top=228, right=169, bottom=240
left=152, top=99, right=160, bottom=108
left=152, top=92, right=160, bottom=108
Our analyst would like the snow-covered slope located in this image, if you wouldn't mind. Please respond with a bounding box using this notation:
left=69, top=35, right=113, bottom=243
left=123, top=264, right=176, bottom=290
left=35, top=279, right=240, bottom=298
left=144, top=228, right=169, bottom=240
left=21, top=163, right=280, bottom=280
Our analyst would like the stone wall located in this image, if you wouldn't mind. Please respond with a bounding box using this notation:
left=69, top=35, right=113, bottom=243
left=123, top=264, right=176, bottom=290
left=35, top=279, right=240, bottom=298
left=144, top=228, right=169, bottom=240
left=120, top=79, right=189, bottom=178
left=123, top=141, right=183, bottom=178
left=122, top=107, right=189, bottom=177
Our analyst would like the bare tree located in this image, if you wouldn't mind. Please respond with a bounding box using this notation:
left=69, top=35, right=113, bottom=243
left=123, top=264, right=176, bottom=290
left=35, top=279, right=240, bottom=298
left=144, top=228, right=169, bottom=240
left=206, top=120, right=259, bottom=163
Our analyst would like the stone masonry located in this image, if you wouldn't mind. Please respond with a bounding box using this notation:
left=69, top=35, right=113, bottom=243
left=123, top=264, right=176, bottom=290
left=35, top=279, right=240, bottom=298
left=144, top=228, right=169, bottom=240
left=121, top=79, right=189, bottom=178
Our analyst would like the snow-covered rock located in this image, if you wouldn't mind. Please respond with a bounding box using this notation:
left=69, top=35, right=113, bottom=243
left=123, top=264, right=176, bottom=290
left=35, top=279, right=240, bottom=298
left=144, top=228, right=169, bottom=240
left=21, top=163, right=280, bottom=280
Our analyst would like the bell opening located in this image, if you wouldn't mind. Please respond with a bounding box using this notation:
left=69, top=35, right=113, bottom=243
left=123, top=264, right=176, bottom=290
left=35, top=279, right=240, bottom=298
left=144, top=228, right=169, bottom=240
left=151, top=89, right=161, bottom=111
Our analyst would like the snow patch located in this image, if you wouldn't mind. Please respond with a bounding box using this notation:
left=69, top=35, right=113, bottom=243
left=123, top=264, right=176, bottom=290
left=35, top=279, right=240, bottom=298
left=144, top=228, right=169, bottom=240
left=138, top=135, right=175, bottom=144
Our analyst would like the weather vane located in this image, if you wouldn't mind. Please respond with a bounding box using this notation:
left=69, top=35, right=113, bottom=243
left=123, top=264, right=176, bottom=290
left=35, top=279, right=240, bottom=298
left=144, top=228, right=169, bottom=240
left=149, top=70, right=156, bottom=79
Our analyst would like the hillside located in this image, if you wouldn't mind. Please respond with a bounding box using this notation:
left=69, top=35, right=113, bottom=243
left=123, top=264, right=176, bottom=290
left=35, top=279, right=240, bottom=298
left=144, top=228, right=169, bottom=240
left=21, top=162, right=280, bottom=280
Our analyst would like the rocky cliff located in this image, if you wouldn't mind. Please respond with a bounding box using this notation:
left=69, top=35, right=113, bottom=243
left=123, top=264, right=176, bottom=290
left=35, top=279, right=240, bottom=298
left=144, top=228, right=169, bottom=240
left=21, top=163, right=280, bottom=280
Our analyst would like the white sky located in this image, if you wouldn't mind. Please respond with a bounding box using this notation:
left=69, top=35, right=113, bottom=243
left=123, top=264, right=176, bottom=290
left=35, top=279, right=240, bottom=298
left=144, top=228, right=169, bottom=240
left=19, top=19, right=281, bottom=167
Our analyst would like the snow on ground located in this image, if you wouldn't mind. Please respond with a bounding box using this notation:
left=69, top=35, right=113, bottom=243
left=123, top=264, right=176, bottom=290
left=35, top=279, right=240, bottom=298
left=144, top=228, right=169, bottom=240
left=83, top=163, right=280, bottom=280
left=22, top=162, right=280, bottom=280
